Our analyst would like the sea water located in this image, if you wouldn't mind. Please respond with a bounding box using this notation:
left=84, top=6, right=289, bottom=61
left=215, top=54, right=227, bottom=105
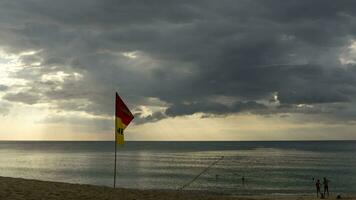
left=0, top=141, right=355, bottom=196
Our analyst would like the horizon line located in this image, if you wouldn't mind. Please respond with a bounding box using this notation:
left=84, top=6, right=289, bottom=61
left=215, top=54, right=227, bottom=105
left=0, top=139, right=355, bottom=142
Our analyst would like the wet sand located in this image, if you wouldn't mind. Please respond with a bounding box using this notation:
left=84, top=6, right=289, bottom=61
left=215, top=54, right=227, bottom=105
left=0, top=176, right=354, bottom=200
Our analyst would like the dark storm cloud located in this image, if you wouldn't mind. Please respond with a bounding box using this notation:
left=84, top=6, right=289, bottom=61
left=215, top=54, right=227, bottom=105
left=0, top=85, right=8, bottom=91
left=2, top=0, right=356, bottom=123
left=3, top=92, right=41, bottom=105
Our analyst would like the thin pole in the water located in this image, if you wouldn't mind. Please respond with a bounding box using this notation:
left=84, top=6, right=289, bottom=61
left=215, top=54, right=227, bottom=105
left=179, top=156, right=224, bottom=190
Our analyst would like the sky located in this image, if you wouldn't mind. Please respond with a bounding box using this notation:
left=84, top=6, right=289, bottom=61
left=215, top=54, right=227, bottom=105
left=1, top=0, right=356, bottom=141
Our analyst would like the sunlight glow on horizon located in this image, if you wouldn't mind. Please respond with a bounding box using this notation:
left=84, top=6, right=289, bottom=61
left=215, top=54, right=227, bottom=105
left=1, top=48, right=355, bottom=141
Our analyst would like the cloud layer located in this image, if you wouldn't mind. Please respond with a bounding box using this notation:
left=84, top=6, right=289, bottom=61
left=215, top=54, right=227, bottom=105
left=1, top=0, right=356, bottom=125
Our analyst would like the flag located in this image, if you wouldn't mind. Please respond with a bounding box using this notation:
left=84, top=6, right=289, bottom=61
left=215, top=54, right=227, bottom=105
left=115, top=92, right=134, bottom=144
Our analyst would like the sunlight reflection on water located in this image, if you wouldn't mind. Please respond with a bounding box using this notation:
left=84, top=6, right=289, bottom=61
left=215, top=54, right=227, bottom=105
left=0, top=141, right=355, bottom=196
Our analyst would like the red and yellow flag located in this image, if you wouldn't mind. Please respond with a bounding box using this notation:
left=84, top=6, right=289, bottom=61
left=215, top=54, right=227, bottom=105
left=115, top=92, right=134, bottom=144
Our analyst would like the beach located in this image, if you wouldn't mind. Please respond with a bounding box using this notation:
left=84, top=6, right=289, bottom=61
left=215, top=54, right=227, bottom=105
left=0, top=176, right=355, bottom=200
left=0, top=176, right=234, bottom=200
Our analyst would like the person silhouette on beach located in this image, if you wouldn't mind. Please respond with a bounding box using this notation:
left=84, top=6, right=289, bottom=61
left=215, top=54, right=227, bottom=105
left=323, top=177, right=329, bottom=197
left=242, top=176, right=245, bottom=186
left=316, top=179, right=321, bottom=197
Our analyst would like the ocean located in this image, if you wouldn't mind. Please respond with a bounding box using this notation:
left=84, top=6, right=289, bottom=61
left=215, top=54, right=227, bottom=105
left=0, top=141, right=355, bottom=196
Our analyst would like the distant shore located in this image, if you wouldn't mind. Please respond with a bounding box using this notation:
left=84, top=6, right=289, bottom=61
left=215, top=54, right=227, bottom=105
left=0, top=176, right=355, bottom=200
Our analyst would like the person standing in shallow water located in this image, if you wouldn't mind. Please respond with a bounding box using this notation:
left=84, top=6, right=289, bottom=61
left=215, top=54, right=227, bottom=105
left=323, top=177, right=330, bottom=197
left=316, top=179, right=321, bottom=197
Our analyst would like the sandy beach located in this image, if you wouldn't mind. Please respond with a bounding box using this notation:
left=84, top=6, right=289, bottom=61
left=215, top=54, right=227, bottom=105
left=0, top=176, right=354, bottom=200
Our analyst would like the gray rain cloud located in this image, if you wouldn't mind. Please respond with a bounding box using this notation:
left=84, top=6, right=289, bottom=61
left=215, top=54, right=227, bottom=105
left=1, top=0, right=356, bottom=124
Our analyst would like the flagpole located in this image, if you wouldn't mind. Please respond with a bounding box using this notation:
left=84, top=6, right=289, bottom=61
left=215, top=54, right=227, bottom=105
left=114, top=132, right=117, bottom=188
left=113, top=91, right=134, bottom=189
left=114, top=103, right=117, bottom=188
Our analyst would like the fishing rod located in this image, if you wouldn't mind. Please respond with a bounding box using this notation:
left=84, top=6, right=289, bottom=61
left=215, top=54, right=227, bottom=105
left=178, top=156, right=224, bottom=190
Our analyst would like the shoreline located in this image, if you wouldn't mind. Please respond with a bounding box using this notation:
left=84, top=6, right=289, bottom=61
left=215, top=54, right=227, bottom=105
left=1, top=176, right=355, bottom=200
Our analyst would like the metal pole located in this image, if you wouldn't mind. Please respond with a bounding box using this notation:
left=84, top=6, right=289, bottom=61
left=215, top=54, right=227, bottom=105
left=114, top=127, right=117, bottom=188
left=114, top=92, right=117, bottom=188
